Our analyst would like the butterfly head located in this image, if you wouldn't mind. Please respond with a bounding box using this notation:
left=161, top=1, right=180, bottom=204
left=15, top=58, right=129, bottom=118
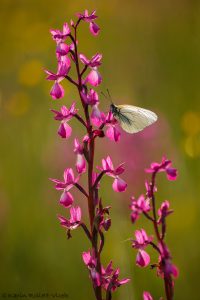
left=110, top=103, right=118, bottom=115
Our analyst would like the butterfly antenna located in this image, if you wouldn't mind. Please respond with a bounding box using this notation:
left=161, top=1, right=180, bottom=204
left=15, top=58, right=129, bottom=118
left=106, top=88, right=113, bottom=104
left=101, top=91, right=108, bottom=99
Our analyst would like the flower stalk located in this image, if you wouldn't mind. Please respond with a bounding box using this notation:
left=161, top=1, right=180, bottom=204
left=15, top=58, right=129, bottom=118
left=131, top=157, right=179, bottom=300
left=46, top=10, right=129, bottom=300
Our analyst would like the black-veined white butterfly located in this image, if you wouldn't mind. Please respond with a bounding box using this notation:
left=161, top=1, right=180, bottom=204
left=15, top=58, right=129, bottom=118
left=102, top=90, right=158, bottom=134
left=110, top=103, right=158, bottom=134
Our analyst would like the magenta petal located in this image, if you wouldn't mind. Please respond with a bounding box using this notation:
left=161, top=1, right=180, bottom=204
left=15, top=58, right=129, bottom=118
left=87, top=89, right=99, bottom=105
left=58, top=123, right=72, bottom=139
left=58, top=215, right=71, bottom=228
left=60, top=191, right=73, bottom=208
left=79, top=53, right=90, bottom=65
left=131, top=211, right=139, bottom=223
left=112, top=177, right=127, bottom=192
left=86, top=69, right=102, bottom=86
left=102, top=156, right=113, bottom=171
left=136, top=250, right=150, bottom=267
left=118, top=278, right=130, bottom=286
left=50, top=82, right=64, bottom=99
left=56, top=43, right=70, bottom=56
left=63, top=22, right=70, bottom=35
left=135, top=230, right=144, bottom=244
left=64, top=168, right=74, bottom=184
left=89, top=22, right=100, bottom=36
left=106, top=125, right=120, bottom=142
left=166, top=168, right=177, bottom=180
left=76, top=154, right=86, bottom=174
left=58, top=57, right=71, bottom=76
left=45, top=69, right=58, bottom=81
left=82, top=251, right=91, bottom=265
left=143, top=291, right=153, bottom=300
left=90, top=53, right=102, bottom=67
left=91, top=105, right=103, bottom=126
left=70, top=206, right=82, bottom=223
left=91, top=269, right=101, bottom=287
left=171, top=264, right=179, bottom=278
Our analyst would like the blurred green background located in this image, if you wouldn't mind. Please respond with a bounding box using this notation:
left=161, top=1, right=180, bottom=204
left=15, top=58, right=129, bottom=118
left=0, top=0, right=200, bottom=299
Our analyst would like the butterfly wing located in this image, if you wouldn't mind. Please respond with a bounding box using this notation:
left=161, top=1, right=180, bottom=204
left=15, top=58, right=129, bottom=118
left=115, top=105, right=157, bottom=134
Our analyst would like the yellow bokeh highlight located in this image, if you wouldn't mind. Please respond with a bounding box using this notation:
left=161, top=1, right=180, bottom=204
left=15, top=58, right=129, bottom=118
left=184, top=135, right=200, bottom=158
left=18, top=60, right=43, bottom=86
left=181, top=111, right=200, bottom=136
left=5, top=92, right=30, bottom=116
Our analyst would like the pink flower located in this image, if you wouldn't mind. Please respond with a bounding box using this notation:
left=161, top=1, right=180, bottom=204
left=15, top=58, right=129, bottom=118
left=136, top=250, right=150, bottom=268
left=50, top=21, right=73, bottom=60
left=157, top=201, right=173, bottom=224
left=81, top=89, right=99, bottom=106
left=146, top=157, right=178, bottom=181
left=81, top=90, right=104, bottom=127
left=58, top=206, right=81, bottom=239
left=90, top=22, right=100, bottom=36
left=50, top=23, right=71, bottom=42
left=74, top=138, right=86, bottom=174
left=86, top=68, right=102, bottom=86
left=56, top=42, right=70, bottom=56
left=143, top=291, right=153, bottom=300
left=76, top=154, right=86, bottom=174
left=80, top=53, right=102, bottom=87
left=91, top=104, right=103, bottom=126
left=50, top=168, right=79, bottom=207
left=98, top=156, right=127, bottom=192
left=132, top=229, right=153, bottom=249
left=132, top=229, right=152, bottom=268
left=112, top=177, right=127, bottom=192
left=77, top=10, right=100, bottom=36
left=101, top=261, right=130, bottom=292
left=51, top=103, right=77, bottom=138
left=82, top=250, right=101, bottom=287
left=79, top=53, right=102, bottom=67
left=105, top=125, right=120, bottom=142
left=130, top=195, right=151, bottom=223
left=104, top=112, right=121, bottom=142
left=45, top=57, right=71, bottom=99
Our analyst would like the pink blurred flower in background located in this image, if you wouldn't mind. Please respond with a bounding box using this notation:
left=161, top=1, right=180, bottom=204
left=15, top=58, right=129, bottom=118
left=143, top=291, right=153, bottom=300
left=98, top=156, right=127, bottom=192
left=132, top=229, right=153, bottom=267
left=130, top=195, right=151, bottom=223
left=146, top=156, right=178, bottom=181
